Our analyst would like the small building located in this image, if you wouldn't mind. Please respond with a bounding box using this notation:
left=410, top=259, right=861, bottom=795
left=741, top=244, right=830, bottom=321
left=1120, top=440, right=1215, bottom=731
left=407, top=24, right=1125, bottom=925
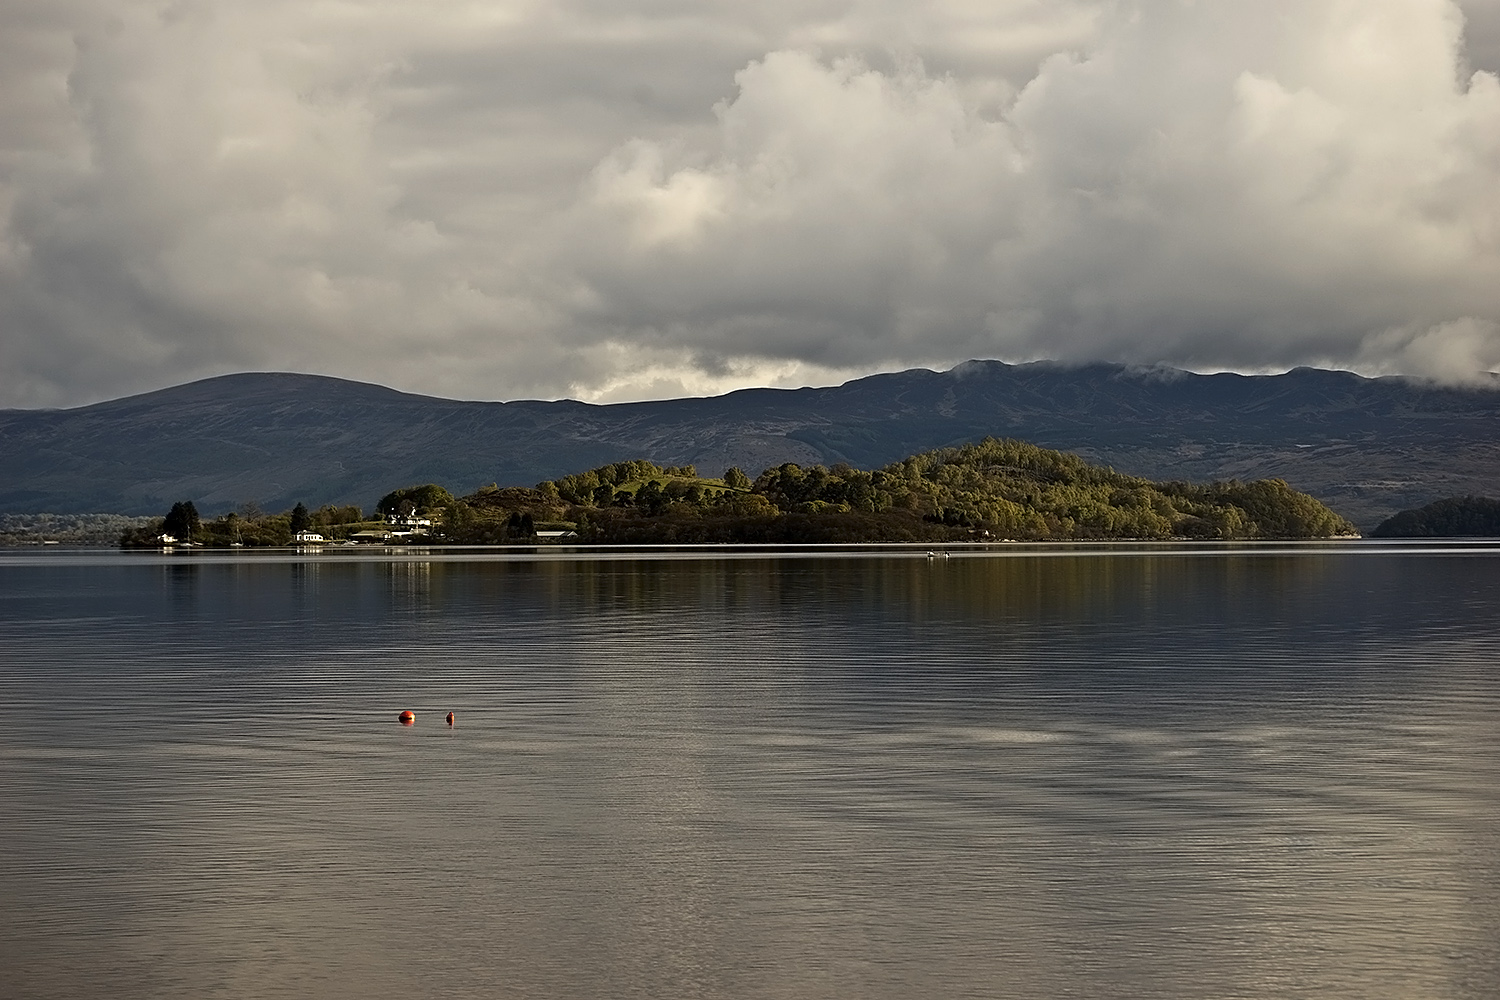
left=294, top=530, right=325, bottom=543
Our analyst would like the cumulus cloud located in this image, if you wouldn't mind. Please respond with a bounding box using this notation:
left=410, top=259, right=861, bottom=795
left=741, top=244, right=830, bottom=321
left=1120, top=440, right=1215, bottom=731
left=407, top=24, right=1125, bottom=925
left=0, top=0, right=1497, bottom=406
left=573, top=0, right=1500, bottom=384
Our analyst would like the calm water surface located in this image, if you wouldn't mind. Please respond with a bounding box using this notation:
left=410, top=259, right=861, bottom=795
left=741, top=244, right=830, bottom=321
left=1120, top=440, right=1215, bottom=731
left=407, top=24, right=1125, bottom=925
left=2, top=543, right=1499, bottom=999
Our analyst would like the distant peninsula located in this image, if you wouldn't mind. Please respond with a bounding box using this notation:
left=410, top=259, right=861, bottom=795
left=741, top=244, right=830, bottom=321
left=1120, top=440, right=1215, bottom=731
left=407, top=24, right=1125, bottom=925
left=1370, top=496, right=1500, bottom=538
left=122, top=438, right=1357, bottom=547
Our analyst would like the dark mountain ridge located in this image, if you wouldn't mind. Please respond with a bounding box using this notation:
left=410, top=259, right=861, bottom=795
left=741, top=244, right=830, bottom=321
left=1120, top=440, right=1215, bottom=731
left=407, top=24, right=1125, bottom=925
left=4, top=361, right=1500, bottom=529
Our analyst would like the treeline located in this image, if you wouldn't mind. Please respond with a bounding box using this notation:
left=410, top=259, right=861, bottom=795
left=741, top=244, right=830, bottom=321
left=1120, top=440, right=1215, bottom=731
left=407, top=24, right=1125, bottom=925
left=122, top=437, right=1358, bottom=548
left=120, top=500, right=369, bottom=548
left=1371, top=496, right=1500, bottom=537
left=2, top=513, right=157, bottom=547
left=429, top=438, right=1356, bottom=543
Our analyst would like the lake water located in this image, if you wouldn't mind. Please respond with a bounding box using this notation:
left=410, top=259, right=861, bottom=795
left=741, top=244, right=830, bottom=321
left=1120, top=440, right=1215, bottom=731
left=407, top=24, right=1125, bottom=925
left=2, top=543, right=1499, bottom=999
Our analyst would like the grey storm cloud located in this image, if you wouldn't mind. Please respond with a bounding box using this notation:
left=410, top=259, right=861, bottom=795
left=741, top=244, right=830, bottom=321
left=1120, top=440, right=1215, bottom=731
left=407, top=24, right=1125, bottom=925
left=1, top=0, right=1498, bottom=407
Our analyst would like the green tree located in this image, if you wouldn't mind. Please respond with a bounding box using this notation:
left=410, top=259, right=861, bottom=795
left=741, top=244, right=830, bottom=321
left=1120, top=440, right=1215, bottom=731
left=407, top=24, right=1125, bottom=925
left=1373, top=496, right=1500, bottom=537
left=119, top=519, right=168, bottom=548
left=163, top=501, right=201, bottom=541
left=723, top=466, right=751, bottom=490
left=289, top=502, right=311, bottom=533
left=635, top=480, right=665, bottom=513
left=312, top=504, right=363, bottom=526
left=442, top=501, right=475, bottom=538
left=377, top=484, right=455, bottom=517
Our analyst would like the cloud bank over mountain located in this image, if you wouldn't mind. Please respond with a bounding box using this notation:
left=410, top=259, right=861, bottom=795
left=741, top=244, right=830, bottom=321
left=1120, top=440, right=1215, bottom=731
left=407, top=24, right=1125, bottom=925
left=2, top=0, right=1498, bottom=407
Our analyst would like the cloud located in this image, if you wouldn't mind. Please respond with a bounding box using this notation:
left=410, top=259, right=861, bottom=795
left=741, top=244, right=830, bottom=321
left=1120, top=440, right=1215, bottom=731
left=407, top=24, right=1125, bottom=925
left=1, top=0, right=573, bottom=404
left=0, top=0, right=1497, bottom=407
left=570, top=0, right=1500, bottom=386
left=1357, top=317, right=1500, bottom=384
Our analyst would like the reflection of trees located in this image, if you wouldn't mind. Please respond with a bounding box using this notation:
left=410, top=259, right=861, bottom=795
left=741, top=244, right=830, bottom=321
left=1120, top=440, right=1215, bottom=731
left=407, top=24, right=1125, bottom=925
left=437, top=550, right=1339, bottom=628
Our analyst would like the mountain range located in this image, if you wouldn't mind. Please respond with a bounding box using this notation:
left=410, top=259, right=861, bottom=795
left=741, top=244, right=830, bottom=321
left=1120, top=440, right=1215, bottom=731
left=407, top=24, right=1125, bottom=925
left=4, top=360, right=1500, bottom=529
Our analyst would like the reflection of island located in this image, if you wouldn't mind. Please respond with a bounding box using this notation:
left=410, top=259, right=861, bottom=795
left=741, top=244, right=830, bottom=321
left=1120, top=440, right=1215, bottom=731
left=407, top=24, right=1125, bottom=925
left=124, top=438, right=1357, bottom=547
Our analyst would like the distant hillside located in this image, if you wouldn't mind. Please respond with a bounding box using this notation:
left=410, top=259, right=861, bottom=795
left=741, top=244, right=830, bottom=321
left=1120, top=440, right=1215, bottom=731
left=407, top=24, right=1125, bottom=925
left=4, top=361, right=1500, bottom=528
left=1371, top=496, right=1500, bottom=537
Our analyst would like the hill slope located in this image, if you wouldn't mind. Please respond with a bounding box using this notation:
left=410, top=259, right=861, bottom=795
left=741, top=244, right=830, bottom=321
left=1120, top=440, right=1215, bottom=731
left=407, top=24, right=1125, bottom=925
left=1371, top=496, right=1500, bottom=537
left=4, top=361, right=1500, bottom=528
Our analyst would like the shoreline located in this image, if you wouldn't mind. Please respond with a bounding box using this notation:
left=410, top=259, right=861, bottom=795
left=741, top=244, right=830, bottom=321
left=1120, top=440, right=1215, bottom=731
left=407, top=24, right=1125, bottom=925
left=7, top=536, right=1500, bottom=569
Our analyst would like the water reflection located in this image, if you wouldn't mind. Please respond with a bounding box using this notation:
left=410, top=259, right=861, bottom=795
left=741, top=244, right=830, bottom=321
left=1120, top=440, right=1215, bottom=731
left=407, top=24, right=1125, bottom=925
left=1, top=546, right=1498, bottom=999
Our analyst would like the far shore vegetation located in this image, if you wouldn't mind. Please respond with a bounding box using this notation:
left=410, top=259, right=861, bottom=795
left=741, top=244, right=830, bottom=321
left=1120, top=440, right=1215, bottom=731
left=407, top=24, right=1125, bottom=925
left=1370, top=496, right=1500, bottom=537
left=115, top=437, right=1358, bottom=548
left=1, top=513, right=157, bottom=547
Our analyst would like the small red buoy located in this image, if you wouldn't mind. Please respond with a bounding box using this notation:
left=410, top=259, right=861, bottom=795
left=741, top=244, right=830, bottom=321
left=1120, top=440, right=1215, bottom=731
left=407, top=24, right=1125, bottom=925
left=446, top=712, right=455, bottom=726
left=398, top=710, right=415, bottom=725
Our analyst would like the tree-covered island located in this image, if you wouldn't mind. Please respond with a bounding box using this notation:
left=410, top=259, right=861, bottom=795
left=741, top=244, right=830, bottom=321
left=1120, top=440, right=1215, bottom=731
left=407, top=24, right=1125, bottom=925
left=1370, top=496, right=1500, bottom=537
left=122, top=437, right=1358, bottom=547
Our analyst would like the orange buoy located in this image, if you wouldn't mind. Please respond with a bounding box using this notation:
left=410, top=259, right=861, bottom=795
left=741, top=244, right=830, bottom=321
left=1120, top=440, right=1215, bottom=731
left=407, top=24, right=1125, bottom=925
left=398, top=710, right=415, bottom=725
left=446, top=712, right=455, bottom=726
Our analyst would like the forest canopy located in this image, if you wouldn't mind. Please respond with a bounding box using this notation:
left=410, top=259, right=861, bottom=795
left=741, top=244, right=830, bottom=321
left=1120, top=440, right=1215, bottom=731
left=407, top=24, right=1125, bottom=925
left=123, top=438, right=1359, bottom=547
left=448, top=437, right=1356, bottom=543
left=1370, top=496, right=1500, bottom=537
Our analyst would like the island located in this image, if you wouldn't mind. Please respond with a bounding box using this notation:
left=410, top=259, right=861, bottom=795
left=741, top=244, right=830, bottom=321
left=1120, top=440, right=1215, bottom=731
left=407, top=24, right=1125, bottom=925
left=121, top=437, right=1358, bottom=547
left=1370, top=496, right=1500, bottom=537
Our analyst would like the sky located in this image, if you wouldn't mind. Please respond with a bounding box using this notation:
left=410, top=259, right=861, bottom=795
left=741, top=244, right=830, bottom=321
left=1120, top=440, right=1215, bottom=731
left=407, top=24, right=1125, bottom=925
left=2, top=0, right=1499, bottom=409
